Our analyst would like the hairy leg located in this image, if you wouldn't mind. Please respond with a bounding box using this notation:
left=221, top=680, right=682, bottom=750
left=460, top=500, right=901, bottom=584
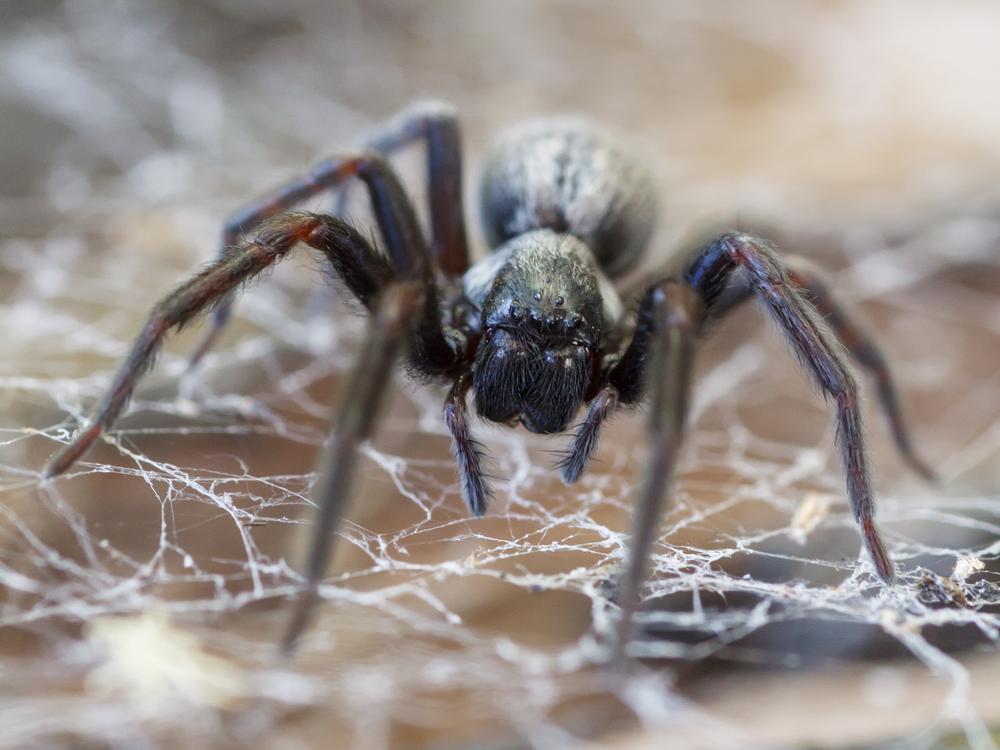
left=343, top=100, right=470, bottom=276
left=44, top=213, right=327, bottom=478
left=192, top=102, right=469, bottom=364
left=786, top=258, right=935, bottom=481
left=282, top=281, right=425, bottom=654
left=703, top=256, right=934, bottom=482
left=684, top=232, right=894, bottom=581
left=560, top=384, right=619, bottom=484
left=608, top=282, right=702, bottom=660
left=42, top=209, right=456, bottom=479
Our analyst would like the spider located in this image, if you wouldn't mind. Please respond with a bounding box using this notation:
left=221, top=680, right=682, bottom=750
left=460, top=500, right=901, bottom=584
left=42, top=100, right=934, bottom=657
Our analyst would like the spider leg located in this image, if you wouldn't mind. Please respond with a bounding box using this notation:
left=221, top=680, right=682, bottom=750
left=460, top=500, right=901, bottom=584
left=560, top=384, right=619, bottom=484
left=444, top=372, right=492, bottom=516
left=608, top=282, right=702, bottom=660
left=341, top=100, right=470, bottom=276
left=683, top=232, right=894, bottom=582
left=786, top=258, right=936, bottom=482
left=702, top=257, right=935, bottom=482
left=42, top=201, right=458, bottom=478
left=282, top=280, right=424, bottom=655
left=189, top=169, right=351, bottom=367
left=191, top=102, right=469, bottom=366
left=44, top=213, right=327, bottom=478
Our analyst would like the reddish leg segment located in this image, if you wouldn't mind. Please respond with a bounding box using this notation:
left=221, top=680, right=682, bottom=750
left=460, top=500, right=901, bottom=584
left=684, top=233, right=895, bottom=582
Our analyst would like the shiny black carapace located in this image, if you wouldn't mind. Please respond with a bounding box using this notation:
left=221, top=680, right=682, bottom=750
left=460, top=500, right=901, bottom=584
left=43, top=101, right=934, bottom=658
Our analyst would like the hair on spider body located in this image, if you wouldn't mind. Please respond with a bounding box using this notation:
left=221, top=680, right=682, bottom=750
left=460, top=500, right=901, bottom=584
left=42, top=100, right=936, bottom=659
left=466, top=230, right=620, bottom=434
left=479, top=117, right=659, bottom=277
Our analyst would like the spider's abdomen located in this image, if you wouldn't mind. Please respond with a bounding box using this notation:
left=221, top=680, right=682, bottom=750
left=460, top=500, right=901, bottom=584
left=479, top=118, right=658, bottom=278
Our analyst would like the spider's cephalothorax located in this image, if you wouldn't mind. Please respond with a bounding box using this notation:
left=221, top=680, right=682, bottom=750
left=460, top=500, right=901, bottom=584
left=469, top=231, right=612, bottom=433
left=43, top=101, right=935, bottom=659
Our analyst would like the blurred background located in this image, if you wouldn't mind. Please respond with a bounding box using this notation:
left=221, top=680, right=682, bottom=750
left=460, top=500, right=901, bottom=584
left=1, top=1, right=999, bottom=748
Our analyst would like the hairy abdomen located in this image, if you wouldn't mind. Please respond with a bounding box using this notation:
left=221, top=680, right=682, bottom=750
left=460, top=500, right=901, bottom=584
left=478, top=118, right=658, bottom=278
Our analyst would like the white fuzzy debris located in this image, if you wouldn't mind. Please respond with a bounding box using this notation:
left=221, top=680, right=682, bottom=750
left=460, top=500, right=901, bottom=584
left=789, top=492, right=832, bottom=544
left=952, top=556, right=985, bottom=582
left=86, top=611, right=247, bottom=712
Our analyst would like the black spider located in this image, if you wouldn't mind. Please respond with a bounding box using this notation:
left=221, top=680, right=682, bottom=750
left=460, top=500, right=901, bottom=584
left=42, top=101, right=934, bottom=658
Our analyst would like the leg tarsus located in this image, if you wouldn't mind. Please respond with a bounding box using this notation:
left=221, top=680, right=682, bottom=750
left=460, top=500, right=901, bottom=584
left=281, top=586, right=318, bottom=657
left=43, top=423, right=103, bottom=479
left=863, top=517, right=895, bottom=583
left=871, top=375, right=937, bottom=484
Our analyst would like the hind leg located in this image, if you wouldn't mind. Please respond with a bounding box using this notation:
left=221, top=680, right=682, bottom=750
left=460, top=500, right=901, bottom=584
left=192, top=101, right=470, bottom=365
left=704, top=255, right=935, bottom=481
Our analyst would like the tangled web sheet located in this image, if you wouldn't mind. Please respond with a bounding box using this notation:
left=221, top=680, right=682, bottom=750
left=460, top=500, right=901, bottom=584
left=1, top=3, right=1000, bottom=747
left=2, top=183, right=1000, bottom=749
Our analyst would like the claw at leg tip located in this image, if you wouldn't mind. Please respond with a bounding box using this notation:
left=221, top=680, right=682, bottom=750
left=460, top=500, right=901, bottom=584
left=42, top=425, right=100, bottom=481
left=41, top=450, right=73, bottom=481
left=41, top=460, right=68, bottom=482
left=862, top=520, right=896, bottom=584
left=280, top=587, right=316, bottom=659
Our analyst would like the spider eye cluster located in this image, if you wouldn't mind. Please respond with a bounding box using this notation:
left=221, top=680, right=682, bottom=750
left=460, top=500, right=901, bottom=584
left=504, top=296, right=587, bottom=338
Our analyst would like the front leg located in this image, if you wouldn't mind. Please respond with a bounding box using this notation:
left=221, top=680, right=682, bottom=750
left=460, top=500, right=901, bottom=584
left=282, top=281, right=425, bottom=654
left=42, top=207, right=455, bottom=480
left=44, top=213, right=331, bottom=478
left=608, top=281, right=703, bottom=660
left=697, top=255, right=935, bottom=482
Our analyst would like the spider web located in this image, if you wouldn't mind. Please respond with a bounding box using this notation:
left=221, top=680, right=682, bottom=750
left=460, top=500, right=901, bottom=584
left=2, top=3, right=1000, bottom=749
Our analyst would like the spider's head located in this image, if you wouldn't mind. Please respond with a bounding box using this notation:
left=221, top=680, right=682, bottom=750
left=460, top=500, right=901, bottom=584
left=471, top=231, right=604, bottom=434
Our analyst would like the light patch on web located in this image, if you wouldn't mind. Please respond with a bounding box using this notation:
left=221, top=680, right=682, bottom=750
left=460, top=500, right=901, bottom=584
left=789, top=492, right=832, bottom=545
left=952, top=556, right=985, bottom=582
left=85, top=612, right=247, bottom=712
